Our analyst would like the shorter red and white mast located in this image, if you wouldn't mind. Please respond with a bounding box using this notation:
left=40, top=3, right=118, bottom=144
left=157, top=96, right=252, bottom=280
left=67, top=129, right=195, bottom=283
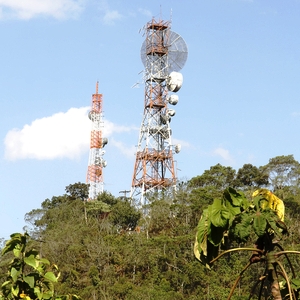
left=86, top=82, right=108, bottom=200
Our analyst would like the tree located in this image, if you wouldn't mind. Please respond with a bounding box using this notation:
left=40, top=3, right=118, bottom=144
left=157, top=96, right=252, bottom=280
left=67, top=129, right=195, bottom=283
left=234, top=163, right=269, bottom=189
left=0, top=232, right=81, bottom=300
left=263, top=155, right=300, bottom=191
left=189, top=163, right=236, bottom=191
left=65, top=182, right=89, bottom=201
left=109, top=199, right=141, bottom=231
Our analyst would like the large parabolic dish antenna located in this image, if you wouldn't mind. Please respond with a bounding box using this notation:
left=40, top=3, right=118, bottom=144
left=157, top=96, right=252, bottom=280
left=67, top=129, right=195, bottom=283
left=141, top=30, right=188, bottom=73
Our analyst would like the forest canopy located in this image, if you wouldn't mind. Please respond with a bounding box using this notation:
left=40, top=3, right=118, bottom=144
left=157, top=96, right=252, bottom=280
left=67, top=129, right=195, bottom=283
left=1, top=154, right=300, bottom=299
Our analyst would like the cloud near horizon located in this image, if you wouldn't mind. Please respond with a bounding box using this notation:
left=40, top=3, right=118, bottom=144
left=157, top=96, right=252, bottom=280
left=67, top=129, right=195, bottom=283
left=4, top=107, right=136, bottom=161
left=0, top=0, right=85, bottom=20
left=212, top=147, right=235, bottom=164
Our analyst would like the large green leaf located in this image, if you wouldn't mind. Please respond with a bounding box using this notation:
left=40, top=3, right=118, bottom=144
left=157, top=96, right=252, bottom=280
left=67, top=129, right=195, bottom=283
left=1, top=281, right=10, bottom=288
left=40, top=258, right=50, bottom=266
left=208, top=223, right=226, bottom=246
left=224, top=187, right=248, bottom=208
left=209, top=199, right=230, bottom=228
left=196, top=209, right=209, bottom=255
left=194, top=209, right=220, bottom=269
left=2, top=233, right=29, bottom=256
left=44, top=272, right=58, bottom=283
left=223, top=188, right=249, bottom=221
left=253, top=213, right=267, bottom=237
left=229, top=213, right=253, bottom=242
left=224, top=199, right=242, bottom=218
left=11, top=284, right=19, bottom=297
left=13, top=244, right=22, bottom=258
left=10, top=233, right=23, bottom=239
left=24, top=275, right=35, bottom=289
left=10, top=267, right=20, bottom=282
left=2, top=240, right=19, bottom=256
left=262, top=209, right=283, bottom=236
left=291, top=278, right=300, bottom=290
left=24, top=255, right=38, bottom=269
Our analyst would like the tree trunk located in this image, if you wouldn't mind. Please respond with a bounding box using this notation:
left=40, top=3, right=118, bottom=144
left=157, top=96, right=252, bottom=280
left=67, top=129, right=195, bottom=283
left=271, top=269, right=282, bottom=300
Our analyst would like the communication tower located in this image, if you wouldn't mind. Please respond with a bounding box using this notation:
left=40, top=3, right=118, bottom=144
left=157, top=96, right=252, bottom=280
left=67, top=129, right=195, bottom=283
left=130, top=18, right=188, bottom=207
left=86, top=82, right=108, bottom=200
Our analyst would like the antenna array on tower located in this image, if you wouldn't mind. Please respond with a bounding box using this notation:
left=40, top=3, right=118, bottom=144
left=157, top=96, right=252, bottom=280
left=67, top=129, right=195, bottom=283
left=130, top=18, right=188, bottom=207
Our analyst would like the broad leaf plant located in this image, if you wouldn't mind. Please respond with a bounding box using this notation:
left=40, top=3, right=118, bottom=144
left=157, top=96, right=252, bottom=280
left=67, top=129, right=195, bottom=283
left=0, top=232, right=81, bottom=300
left=194, top=187, right=300, bottom=299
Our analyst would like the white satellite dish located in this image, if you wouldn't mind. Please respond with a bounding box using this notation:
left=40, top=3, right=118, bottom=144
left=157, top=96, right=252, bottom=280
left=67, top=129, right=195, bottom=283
left=175, top=144, right=181, bottom=154
left=168, top=109, right=176, bottom=117
left=102, top=138, right=108, bottom=147
left=167, top=72, right=183, bottom=92
left=168, top=95, right=179, bottom=105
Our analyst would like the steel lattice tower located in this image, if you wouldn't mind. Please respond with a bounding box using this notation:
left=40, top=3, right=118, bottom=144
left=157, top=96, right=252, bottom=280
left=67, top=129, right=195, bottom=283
left=130, top=18, right=188, bottom=207
left=86, top=82, right=108, bottom=200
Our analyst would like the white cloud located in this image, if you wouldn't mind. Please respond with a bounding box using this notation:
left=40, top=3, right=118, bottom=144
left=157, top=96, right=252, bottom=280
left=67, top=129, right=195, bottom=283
left=98, top=0, right=122, bottom=25
left=172, top=138, right=191, bottom=149
left=110, top=138, right=136, bottom=159
left=103, top=9, right=122, bottom=25
left=0, top=0, right=85, bottom=20
left=103, top=120, right=137, bottom=136
left=4, top=107, right=135, bottom=161
left=212, top=147, right=235, bottom=164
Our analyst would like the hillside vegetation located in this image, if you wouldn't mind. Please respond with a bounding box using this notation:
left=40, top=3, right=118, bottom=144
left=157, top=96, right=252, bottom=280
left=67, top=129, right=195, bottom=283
left=1, top=155, right=300, bottom=299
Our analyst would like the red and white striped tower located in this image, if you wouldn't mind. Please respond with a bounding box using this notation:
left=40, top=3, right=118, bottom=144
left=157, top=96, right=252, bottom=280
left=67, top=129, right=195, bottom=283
left=86, top=82, right=108, bottom=200
left=130, top=18, right=188, bottom=208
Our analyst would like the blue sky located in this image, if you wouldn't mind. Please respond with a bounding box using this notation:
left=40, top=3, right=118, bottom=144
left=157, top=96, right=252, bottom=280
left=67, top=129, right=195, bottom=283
left=1, top=0, right=300, bottom=239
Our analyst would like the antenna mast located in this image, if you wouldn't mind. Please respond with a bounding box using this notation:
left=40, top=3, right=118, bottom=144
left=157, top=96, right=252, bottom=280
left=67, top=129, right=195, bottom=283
left=86, top=82, right=108, bottom=200
left=130, top=18, right=188, bottom=207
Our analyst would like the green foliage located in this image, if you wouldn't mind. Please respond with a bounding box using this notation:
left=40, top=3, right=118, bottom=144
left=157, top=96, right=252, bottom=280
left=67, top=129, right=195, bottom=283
left=0, top=233, right=82, bottom=300
left=189, top=163, right=236, bottom=191
left=86, top=199, right=111, bottom=214
left=65, top=182, right=89, bottom=201
left=195, top=186, right=300, bottom=299
left=109, top=199, right=141, bottom=231
left=263, top=154, right=300, bottom=191
left=194, top=188, right=248, bottom=267
left=2, top=154, right=300, bottom=299
left=0, top=233, right=61, bottom=299
left=233, top=163, right=269, bottom=189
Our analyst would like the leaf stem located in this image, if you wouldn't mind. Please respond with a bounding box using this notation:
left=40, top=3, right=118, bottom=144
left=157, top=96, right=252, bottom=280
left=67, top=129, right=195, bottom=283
left=210, top=248, right=264, bottom=264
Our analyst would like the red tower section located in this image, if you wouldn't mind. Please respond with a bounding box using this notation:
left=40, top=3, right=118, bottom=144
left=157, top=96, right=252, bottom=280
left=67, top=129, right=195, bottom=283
left=86, top=82, right=108, bottom=200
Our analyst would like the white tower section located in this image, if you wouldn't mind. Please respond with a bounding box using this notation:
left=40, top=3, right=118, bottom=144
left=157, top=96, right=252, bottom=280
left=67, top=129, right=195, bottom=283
left=130, top=18, right=188, bottom=208
left=86, top=82, right=108, bottom=200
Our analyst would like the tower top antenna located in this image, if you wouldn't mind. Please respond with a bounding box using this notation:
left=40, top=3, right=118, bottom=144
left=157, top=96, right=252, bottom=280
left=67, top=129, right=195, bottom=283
left=95, top=81, right=99, bottom=94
